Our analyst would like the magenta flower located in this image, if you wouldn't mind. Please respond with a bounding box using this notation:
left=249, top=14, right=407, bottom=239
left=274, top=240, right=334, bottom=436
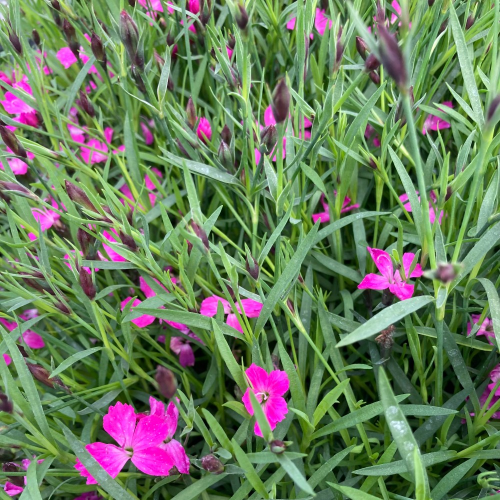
left=121, top=297, right=156, bottom=328
left=200, top=295, right=263, bottom=333
left=63, top=250, right=104, bottom=273
left=0, top=77, right=35, bottom=115
left=102, top=229, right=127, bottom=262
left=2, top=482, right=24, bottom=496
left=242, top=364, right=289, bottom=437
left=80, top=127, right=114, bottom=164
left=2, top=354, right=11, bottom=366
left=358, top=247, right=423, bottom=301
left=287, top=8, right=332, bottom=37
left=141, top=122, right=154, bottom=145
left=2, top=148, right=35, bottom=176
left=467, top=315, right=494, bottom=345
left=399, top=190, right=444, bottom=224
left=28, top=201, right=61, bottom=241
left=170, top=333, right=203, bottom=367
left=0, top=71, right=12, bottom=86
left=312, top=192, right=359, bottom=223
left=196, top=118, right=212, bottom=143
left=365, top=124, right=381, bottom=147
left=120, top=168, right=162, bottom=208
left=56, top=47, right=78, bottom=69
left=422, top=101, right=452, bottom=135
left=0, top=317, right=44, bottom=349
left=75, top=402, right=173, bottom=484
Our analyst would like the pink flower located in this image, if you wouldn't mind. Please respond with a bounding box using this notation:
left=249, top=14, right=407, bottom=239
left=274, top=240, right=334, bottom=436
left=358, top=247, right=423, bottom=301
left=196, top=118, right=212, bottom=143
left=170, top=332, right=203, bottom=367
left=102, top=229, right=127, bottom=262
left=0, top=317, right=45, bottom=349
left=286, top=8, right=331, bottom=37
left=121, top=297, right=156, bottom=328
left=63, top=250, right=103, bottom=273
left=365, top=124, right=381, bottom=147
left=399, top=191, right=444, bottom=224
left=120, top=168, right=162, bottom=208
left=138, top=0, right=167, bottom=13
left=56, top=47, right=78, bottom=68
left=80, top=128, right=115, bottom=164
left=2, top=482, right=23, bottom=496
left=242, top=364, right=289, bottom=437
left=2, top=354, right=12, bottom=365
left=467, top=315, right=495, bottom=345
left=312, top=193, right=359, bottom=223
left=28, top=202, right=61, bottom=241
left=1, top=78, right=35, bottom=115
left=2, top=148, right=35, bottom=176
left=422, top=101, right=452, bottom=135
left=146, top=397, right=190, bottom=473
left=0, top=72, right=13, bottom=86
left=141, top=122, right=154, bottom=145
left=200, top=295, right=263, bottom=333
left=75, top=402, right=173, bottom=484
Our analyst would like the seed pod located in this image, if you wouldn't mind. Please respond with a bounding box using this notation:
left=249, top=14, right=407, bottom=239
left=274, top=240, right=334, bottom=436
left=78, top=90, right=95, bottom=117
left=201, top=454, right=224, bottom=474
left=270, top=440, right=287, bottom=454
left=365, top=53, right=380, bottom=71
left=218, top=140, right=233, bottom=169
left=155, top=365, right=177, bottom=398
left=65, top=180, right=98, bottom=212
left=79, top=267, right=96, bottom=300
left=8, top=31, right=22, bottom=55
left=91, top=32, right=106, bottom=64
left=235, top=2, right=249, bottom=31
left=260, top=124, right=278, bottom=154
left=356, top=36, right=369, bottom=60
left=378, top=24, right=407, bottom=90
left=271, top=79, right=290, bottom=124
left=32, top=29, right=41, bottom=47
left=0, top=126, right=27, bottom=159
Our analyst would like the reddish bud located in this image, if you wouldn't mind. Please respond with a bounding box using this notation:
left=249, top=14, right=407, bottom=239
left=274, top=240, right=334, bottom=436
left=465, top=15, right=474, bottom=30
left=0, top=393, right=13, bottom=414
left=445, top=185, right=453, bottom=201
left=270, top=440, right=287, bottom=454
left=8, top=31, right=22, bottom=55
left=77, top=228, right=94, bottom=258
left=120, top=231, right=137, bottom=251
left=221, top=124, right=232, bottom=144
left=120, top=10, right=143, bottom=70
left=51, top=0, right=61, bottom=10
left=486, top=95, right=500, bottom=124
left=32, top=29, right=41, bottom=47
left=0, top=126, right=27, bottom=159
left=0, top=181, right=33, bottom=197
left=365, top=53, right=380, bottom=71
left=201, top=454, right=224, bottom=474
left=218, top=141, right=233, bottom=169
left=378, top=25, right=407, bottom=90
left=260, top=124, right=278, bottom=154
left=79, top=267, right=96, bottom=300
left=356, top=36, right=369, bottom=60
left=27, top=363, right=69, bottom=391
left=191, top=221, right=209, bottom=249
left=369, top=71, right=380, bottom=85
left=65, top=180, right=97, bottom=212
left=186, top=97, right=197, bottom=129
left=91, top=32, right=106, bottom=64
left=55, top=301, right=71, bottom=315
left=236, top=2, right=249, bottom=31
left=63, top=19, right=76, bottom=42
left=228, top=33, right=236, bottom=50
left=428, top=0, right=435, bottom=5
left=78, top=90, right=95, bottom=117
left=3, top=463, right=23, bottom=487
left=155, top=365, right=177, bottom=398
left=245, top=253, right=259, bottom=280
left=271, top=79, right=290, bottom=124
left=128, top=0, right=136, bottom=6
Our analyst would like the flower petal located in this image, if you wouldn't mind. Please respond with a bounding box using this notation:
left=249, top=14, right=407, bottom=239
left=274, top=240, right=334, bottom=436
left=22, top=331, right=45, bottom=349
left=358, top=274, right=390, bottom=290
left=245, top=364, right=269, bottom=392
left=226, top=314, right=243, bottom=332
left=86, top=442, right=130, bottom=480
left=200, top=295, right=230, bottom=317
left=389, top=283, right=415, bottom=301
left=164, top=402, right=179, bottom=439
left=162, top=439, right=190, bottom=474
left=131, top=415, right=169, bottom=450
left=402, top=253, right=423, bottom=278
left=267, top=370, right=290, bottom=397
left=367, top=247, right=393, bottom=280
left=263, top=395, right=288, bottom=428
left=239, top=299, right=263, bottom=318
left=103, top=402, right=136, bottom=448
left=131, top=446, right=173, bottom=476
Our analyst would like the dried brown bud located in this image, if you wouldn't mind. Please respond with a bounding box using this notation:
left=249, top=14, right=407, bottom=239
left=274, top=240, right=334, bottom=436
left=378, top=25, right=407, bottom=90
left=271, top=79, right=290, bottom=124
left=356, top=36, right=369, bottom=60
left=375, top=325, right=395, bottom=351
left=270, top=440, right=287, bottom=454
left=0, top=125, right=27, bottom=158
left=27, top=363, right=69, bottom=391
left=155, top=365, right=177, bottom=398
left=186, top=97, right=197, bottom=129
left=79, top=267, right=96, bottom=300
left=201, top=454, right=224, bottom=474
left=65, top=180, right=97, bottom=212
left=0, top=393, right=13, bottom=414
left=91, top=32, right=106, bottom=64
left=32, top=29, right=41, bottom=47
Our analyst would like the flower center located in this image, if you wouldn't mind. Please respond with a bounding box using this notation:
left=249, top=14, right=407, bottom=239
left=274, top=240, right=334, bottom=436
left=124, top=447, right=133, bottom=457
left=256, top=391, right=270, bottom=402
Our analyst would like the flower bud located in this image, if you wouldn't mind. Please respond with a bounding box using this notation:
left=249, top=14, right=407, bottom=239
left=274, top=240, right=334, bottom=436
left=129, top=0, right=136, bottom=6
left=356, top=36, right=369, bottom=60
left=154, top=49, right=165, bottom=67
left=235, top=2, right=249, bottom=31
left=120, top=10, right=143, bottom=70
left=32, top=29, right=41, bottom=47
left=200, top=0, right=212, bottom=26
left=79, top=267, right=96, bottom=300
left=186, top=97, right=197, bottom=129
left=245, top=253, right=259, bottom=280
left=91, top=32, right=106, bottom=64
left=63, top=19, right=76, bottom=43
left=228, top=33, right=236, bottom=50
left=378, top=25, right=407, bottom=90
left=0, top=393, right=13, bottom=414
left=270, top=440, right=287, bottom=454
left=77, top=228, right=94, bottom=258
left=424, top=262, right=462, bottom=284
left=78, top=90, right=95, bottom=118
left=445, top=185, right=453, bottom=201
left=8, top=31, right=22, bottom=55
left=221, top=124, right=232, bottom=144
left=365, top=53, right=380, bottom=71
left=191, top=221, right=209, bottom=249
left=335, top=39, right=344, bottom=72
left=428, top=0, right=435, bottom=5
left=0, top=181, right=33, bottom=197
left=65, top=180, right=98, bottom=212
left=369, top=71, right=380, bottom=85
left=465, top=14, right=474, bottom=30
left=260, top=124, right=278, bottom=154
left=3, top=463, right=23, bottom=487
left=132, top=66, right=146, bottom=93
left=155, top=365, right=177, bottom=398
left=218, top=141, right=233, bottom=169
left=486, top=95, right=500, bottom=124
left=201, top=454, right=224, bottom=474
left=55, top=301, right=71, bottom=315
left=271, top=79, right=290, bottom=124
left=27, top=363, right=69, bottom=391
left=439, top=20, right=447, bottom=34
left=0, top=126, right=27, bottom=158
left=120, top=231, right=137, bottom=251
left=51, top=0, right=61, bottom=10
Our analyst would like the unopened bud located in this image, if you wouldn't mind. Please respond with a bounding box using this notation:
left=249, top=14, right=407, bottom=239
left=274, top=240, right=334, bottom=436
left=218, top=141, right=233, bottom=169
left=27, top=363, right=69, bottom=391
left=55, top=301, right=71, bottom=315
left=270, top=440, right=286, bottom=454
left=0, top=181, right=33, bottom=197
left=129, top=0, right=136, bottom=6
left=79, top=267, right=96, bottom=300
left=486, top=95, right=500, bottom=125
left=271, top=79, right=290, bottom=124
left=356, top=36, right=369, bottom=60
left=365, top=53, right=380, bottom=71
left=0, top=393, right=13, bottom=414
left=32, top=29, right=41, bottom=47
left=63, top=19, right=76, bottom=42
left=287, top=299, right=295, bottom=315
left=51, top=0, right=61, bottom=10
left=91, top=32, right=106, bottom=64
left=221, top=124, right=232, bottom=144
left=77, top=228, right=94, bottom=258
left=465, top=14, right=474, bottom=30
left=445, top=185, right=453, bottom=201
left=228, top=33, right=236, bottom=50
left=0, top=126, right=26, bottom=159
left=191, top=221, right=209, bottom=249
left=335, top=40, right=344, bottom=72
left=369, top=71, right=380, bottom=85
left=439, top=20, right=447, bottom=34
left=424, top=262, right=461, bottom=284
left=132, top=66, right=146, bottom=93
left=236, top=2, right=249, bottom=31
left=245, top=253, right=259, bottom=280
left=8, top=31, right=22, bottom=55
left=155, top=365, right=177, bottom=398
left=201, top=454, right=224, bottom=474
left=3, top=463, right=23, bottom=487
left=120, top=10, right=143, bottom=70
left=428, top=0, right=435, bottom=5
left=154, top=49, right=165, bottom=67
left=78, top=91, right=95, bottom=117
left=378, top=25, right=407, bottom=90
left=375, top=0, right=386, bottom=24
left=65, top=180, right=98, bottom=212
left=200, top=0, right=212, bottom=25
left=368, top=157, right=378, bottom=170
left=260, top=124, right=278, bottom=154
left=120, top=231, right=137, bottom=251
left=186, top=97, right=197, bottom=129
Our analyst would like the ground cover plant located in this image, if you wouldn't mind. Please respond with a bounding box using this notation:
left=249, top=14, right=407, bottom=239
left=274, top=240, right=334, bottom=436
left=0, top=0, right=499, bottom=498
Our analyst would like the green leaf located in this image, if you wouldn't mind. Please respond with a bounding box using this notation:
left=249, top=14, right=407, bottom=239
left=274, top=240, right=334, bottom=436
left=477, top=278, right=500, bottom=351
left=430, top=458, right=475, bottom=500
left=169, top=474, right=228, bottom=500
left=336, top=296, right=434, bottom=347
left=232, top=439, right=269, bottom=499
left=328, top=484, right=380, bottom=500
left=313, top=379, right=350, bottom=427
left=248, top=390, right=273, bottom=441
left=50, top=347, right=102, bottom=378
left=277, top=454, right=315, bottom=496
